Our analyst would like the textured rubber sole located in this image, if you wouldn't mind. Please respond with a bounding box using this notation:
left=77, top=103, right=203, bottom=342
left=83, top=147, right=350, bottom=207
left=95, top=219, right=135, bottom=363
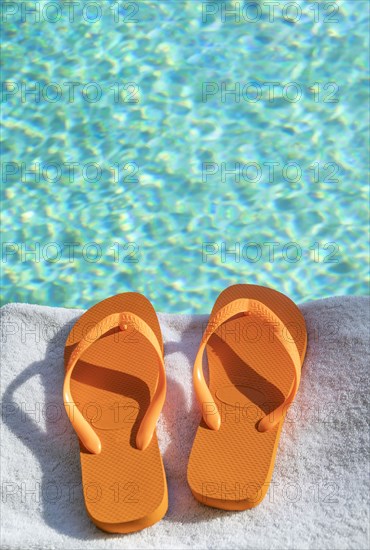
left=187, top=285, right=307, bottom=510
left=64, top=293, right=168, bottom=532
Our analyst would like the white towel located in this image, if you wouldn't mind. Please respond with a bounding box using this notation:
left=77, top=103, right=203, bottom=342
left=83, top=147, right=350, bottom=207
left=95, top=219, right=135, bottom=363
left=1, top=296, right=369, bottom=550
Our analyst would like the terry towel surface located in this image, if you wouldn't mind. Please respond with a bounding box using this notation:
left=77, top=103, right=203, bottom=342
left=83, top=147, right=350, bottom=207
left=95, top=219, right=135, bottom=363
left=1, top=296, right=369, bottom=550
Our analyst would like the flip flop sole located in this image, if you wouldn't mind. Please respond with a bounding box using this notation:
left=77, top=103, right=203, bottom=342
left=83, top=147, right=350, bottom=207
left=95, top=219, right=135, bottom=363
left=187, top=284, right=307, bottom=510
left=64, top=293, right=168, bottom=532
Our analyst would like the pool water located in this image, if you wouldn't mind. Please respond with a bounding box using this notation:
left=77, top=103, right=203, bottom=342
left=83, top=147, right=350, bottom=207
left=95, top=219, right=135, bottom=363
left=1, top=0, right=369, bottom=313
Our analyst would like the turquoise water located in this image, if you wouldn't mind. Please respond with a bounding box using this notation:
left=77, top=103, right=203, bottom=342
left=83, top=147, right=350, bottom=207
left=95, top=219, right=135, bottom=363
left=1, top=0, right=369, bottom=313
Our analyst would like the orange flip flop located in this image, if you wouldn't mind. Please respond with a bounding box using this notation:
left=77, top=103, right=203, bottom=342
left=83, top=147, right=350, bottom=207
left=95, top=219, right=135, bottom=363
left=63, top=293, right=168, bottom=533
left=187, top=284, right=307, bottom=510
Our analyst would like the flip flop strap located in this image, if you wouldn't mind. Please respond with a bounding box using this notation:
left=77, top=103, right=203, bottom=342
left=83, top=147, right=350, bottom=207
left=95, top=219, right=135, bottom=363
left=63, top=311, right=165, bottom=454
left=193, top=298, right=301, bottom=432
